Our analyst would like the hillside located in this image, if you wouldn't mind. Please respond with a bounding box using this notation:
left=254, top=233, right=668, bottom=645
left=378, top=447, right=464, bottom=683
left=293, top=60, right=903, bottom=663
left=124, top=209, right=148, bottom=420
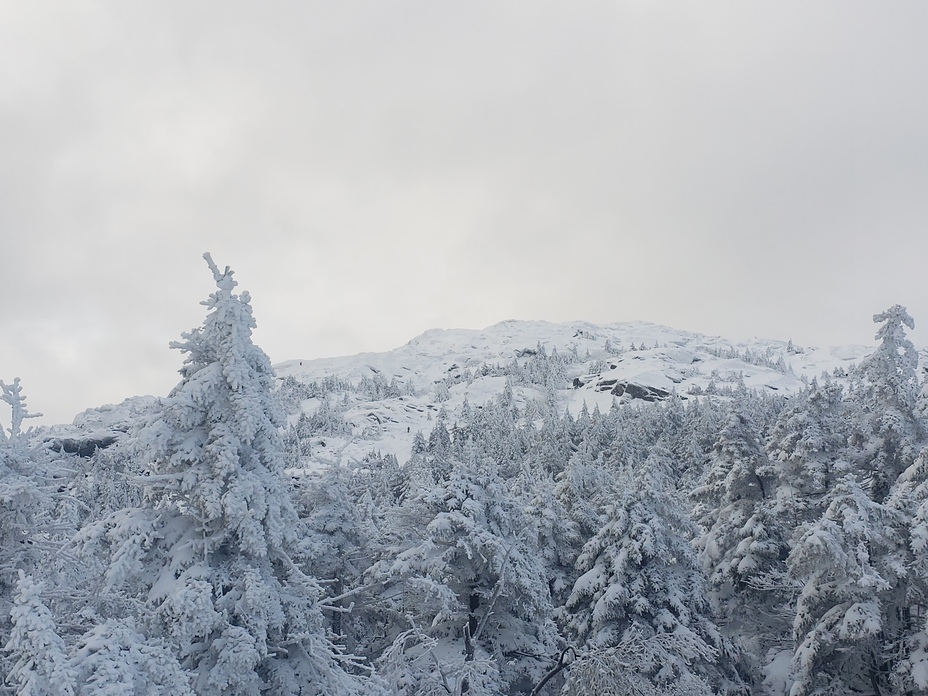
left=10, top=300, right=928, bottom=696
left=274, top=319, right=871, bottom=468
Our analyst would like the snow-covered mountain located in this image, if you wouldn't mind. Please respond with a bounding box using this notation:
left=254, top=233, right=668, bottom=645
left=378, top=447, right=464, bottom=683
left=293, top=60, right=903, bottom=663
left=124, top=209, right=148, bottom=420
left=15, top=311, right=924, bottom=696
left=274, top=319, right=872, bottom=468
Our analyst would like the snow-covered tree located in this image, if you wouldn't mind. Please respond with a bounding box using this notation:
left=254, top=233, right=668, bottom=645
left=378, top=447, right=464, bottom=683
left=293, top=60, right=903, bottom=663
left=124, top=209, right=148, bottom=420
left=524, top=474, right=581, bottom=608
left=564, top=446, right=740, bottom=692
left=71, top=619, right=192, bottom=696
left=693, top=407, right=782, bottom=598
left=886, top=446, right=928, bottom=693
left=554, top=443, right=614, bottom=548
left=560, top=634, right=716, bottom=696
left=767, top=379, right=850, bottom=528
left=4, top=572, right=75, bottom=696
left=369, top=451, right=558, bottom=695
left=295, top=462, right=375, bottom=654
left=0, top=378, right=42, bottom=446
left=787, top=474, right=905, bottom=696
left=849, top=304, right=923, bottom=503
left=78, top=254, right=372, bottom=695
left=0, top=379, right=53, bottom=663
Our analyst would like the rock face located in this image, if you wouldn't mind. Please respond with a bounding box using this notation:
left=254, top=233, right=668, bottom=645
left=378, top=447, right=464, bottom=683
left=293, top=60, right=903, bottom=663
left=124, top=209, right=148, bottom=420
left=48, top=435, right=119, bottom=458
left=608, top=381, right=671, bottom=402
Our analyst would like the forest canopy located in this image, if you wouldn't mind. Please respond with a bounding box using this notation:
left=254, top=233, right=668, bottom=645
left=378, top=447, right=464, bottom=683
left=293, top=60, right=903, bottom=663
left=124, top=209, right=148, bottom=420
left=2, top=256, right=926, bottom=696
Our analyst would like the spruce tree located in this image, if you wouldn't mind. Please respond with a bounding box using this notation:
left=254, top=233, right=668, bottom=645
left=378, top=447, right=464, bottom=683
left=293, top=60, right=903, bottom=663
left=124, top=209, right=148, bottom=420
left=886, top=447, right=928, bottom=692
left=4, top=572, right=75, bottom=696
left=79, top=254, right=372, bottom=695
left=693, top=407, right=781, bottom=597
left=369, top=450, right=557, bottom=695
left=787, top=475, right=905, bottom=696
left=564, top=446, right=740, bottom=692
left=850, top=304, right=923, bottom=503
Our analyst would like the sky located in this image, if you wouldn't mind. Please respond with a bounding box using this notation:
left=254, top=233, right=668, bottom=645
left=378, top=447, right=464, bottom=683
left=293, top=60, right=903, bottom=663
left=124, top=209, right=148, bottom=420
left=2, top=1, right=928, bottom=425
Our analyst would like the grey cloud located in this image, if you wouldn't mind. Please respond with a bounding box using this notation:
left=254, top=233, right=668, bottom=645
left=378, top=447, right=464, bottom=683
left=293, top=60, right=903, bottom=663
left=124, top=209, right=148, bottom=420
left=2, top=1, right=927, bottom=423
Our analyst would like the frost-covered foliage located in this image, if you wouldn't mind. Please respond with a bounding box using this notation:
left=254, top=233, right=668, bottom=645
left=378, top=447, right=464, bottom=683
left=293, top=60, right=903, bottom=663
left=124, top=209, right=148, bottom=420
left=692, top=406, right=791, bottom=672
left=0, top=378, right=42, bottom=445
left=564, top=445, right=741, bottom=692
left=72, top=254, right=372, bottom=695
left=885, top=447, right=928, bottom=694
left=5, top=572, right=75, bottom=696
left=0, top=456, right=44, bottom=625
left=0, top=378, right=67, bottom=669
left=767, top=379, right=850, bottom=526
left=138, top=253, right=296, bottom=559
left=788, top=475, right=905, bottom=696
left=8, top=268, right=928, bottom=696
left=694, top=407, right=780, bottom=592
left=561, top=635, right=716, bottom=696
left=71, top=619, right=193, bottom=696
left=368, top=453, right=558, bottom=694
left=850, top=304, right=922, bottom=503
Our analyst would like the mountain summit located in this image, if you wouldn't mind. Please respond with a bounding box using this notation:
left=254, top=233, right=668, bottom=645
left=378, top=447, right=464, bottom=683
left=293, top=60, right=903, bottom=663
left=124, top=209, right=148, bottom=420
left=273, top=320, right=870, bottom=467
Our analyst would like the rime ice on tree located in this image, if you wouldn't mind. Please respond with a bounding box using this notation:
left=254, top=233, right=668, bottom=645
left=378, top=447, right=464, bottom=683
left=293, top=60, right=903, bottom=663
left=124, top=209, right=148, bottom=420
left=80, top=254, right=371, bottom=695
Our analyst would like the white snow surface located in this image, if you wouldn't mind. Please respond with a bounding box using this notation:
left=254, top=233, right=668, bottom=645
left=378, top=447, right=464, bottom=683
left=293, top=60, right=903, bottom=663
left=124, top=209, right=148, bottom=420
left=275, top=320, right=873, bottom=469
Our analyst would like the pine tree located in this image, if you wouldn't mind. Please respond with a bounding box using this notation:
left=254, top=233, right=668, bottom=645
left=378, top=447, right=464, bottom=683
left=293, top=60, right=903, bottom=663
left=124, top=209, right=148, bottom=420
left=564, top=447, right=739, bottom=692
left=71, top=619, right=193, bottom=696
left=0, top=379, right=51, bottom=662
left=850, top=304, right=923, bottom=503
left=295, top=462, right=372, bottom=655
left=525, top=474, right=581, bottom=609
left=767, top=379, right=850, bottom=527
left=693, top=407, right=781, bottom=595
left=886, top=446, right=928, bottom=693
left=554, top=442, right=614, bottom=548
left=787, top=474, right=905, bottom=696
left=369, top=451, right=558, bottom=695
left=79, top=254, right=372, bottom=695
left=0, top=378, right=42, bottom=446
left=4, top=572, right=76, bottom=696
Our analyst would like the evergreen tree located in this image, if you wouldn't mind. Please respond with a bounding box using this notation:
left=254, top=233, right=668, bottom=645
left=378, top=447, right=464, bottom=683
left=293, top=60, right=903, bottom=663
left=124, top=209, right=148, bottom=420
left=693, top=407, right=781, bottom=595
left=767, top=379, right=850, bottom=528
left=369, top=452, right=558, bottom=695
left=525, top=474, right=581, bottom=609
left=849, top=304, right=923, bottom=503
left=296, top=462, right=373, bottom=655
left=4, top=572, right=75, bottom=696
left=554, top=440, right=615, bottom=549
left=71, top=619, right=192, bottom=696
left=0, top=379, right=52, bottom=663
left=564, top=447, right=740, bottom=692
left=0, top=378, right=42, bottom=446
left=78, top=254, right=372, bottom=695
left=787, top=474, right=905, bottom=696
left=886, top=446, right=928, bottom=693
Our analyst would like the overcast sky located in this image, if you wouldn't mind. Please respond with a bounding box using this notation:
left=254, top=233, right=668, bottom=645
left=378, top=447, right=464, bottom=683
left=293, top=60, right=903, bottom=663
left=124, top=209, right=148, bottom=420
left=2, top=1, right=928, bottom=425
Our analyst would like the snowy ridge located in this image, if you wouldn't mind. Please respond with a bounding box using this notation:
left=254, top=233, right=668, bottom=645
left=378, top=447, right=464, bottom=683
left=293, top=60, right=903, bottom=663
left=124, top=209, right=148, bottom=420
left=8, top=307, right=922, bottom=696
left=274, top=320, right=872, bottom=467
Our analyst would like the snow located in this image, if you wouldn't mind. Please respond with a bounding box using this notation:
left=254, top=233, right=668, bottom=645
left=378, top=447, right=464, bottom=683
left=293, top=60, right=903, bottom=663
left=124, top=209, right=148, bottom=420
left=275, top=320, right=873, bottom=468
left=14, top=307, right=928, bottom=696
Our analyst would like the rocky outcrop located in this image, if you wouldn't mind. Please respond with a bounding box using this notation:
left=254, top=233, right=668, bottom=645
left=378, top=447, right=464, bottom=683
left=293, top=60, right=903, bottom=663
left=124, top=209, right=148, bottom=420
left=609, top=381, right=671, bottom=402
left=47, top=434, right=119, bottom=458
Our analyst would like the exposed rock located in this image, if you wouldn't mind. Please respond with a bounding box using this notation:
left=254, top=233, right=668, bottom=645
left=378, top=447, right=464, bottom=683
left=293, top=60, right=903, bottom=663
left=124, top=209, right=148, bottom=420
left=48, top=435, right=119, bottom=458
left=610, top=381, right=671, bottom=402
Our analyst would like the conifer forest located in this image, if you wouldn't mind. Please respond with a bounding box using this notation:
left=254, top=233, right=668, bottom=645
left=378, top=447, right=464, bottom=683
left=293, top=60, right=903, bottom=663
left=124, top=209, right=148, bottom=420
left=4, top=255, right=928, bottom=696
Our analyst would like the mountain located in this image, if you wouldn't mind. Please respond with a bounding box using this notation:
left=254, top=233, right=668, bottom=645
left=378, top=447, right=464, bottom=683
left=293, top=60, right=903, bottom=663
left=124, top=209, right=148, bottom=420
left=273, top=319, right=872, bottom=469
left=13, top=315, right=918, bottom=696
left=42, top=319, right=872, bottom=467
